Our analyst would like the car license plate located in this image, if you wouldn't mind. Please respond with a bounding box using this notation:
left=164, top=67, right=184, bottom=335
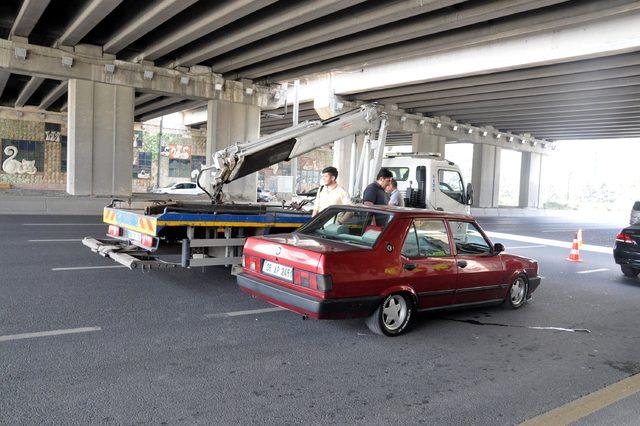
left=125, top=229, right=142, bottom=242
left=262, top=261, right=293, bottom=281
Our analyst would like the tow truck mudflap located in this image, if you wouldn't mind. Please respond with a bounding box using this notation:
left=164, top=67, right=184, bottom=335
left=82, top=238, right=178, bottom=270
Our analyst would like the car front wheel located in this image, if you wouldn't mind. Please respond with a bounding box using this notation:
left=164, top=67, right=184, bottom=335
left=505, top=275, right=528, bottom=309
left=366, top=293, right=413, bottom=336
left=621, top=265, right=640, bottom=278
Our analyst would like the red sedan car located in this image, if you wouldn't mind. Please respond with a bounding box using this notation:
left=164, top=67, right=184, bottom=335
left=237, top=205, right=541, bottom=336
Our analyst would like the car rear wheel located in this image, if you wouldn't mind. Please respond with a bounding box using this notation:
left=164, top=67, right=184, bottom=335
left=621, top=266, right=640, bottom=278
left=366, top=293, right=413, bottom=336
left=505, top=276, right=528, bottom=309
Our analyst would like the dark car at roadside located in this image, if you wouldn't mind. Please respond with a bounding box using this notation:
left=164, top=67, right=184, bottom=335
left=614, top=225, right=640, bottom=277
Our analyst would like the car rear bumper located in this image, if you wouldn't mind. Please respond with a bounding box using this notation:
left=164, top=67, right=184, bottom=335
left=237, top=273, right=381, bottom=319
left=528, top=276, right=542, bottom=296
left=614, top=246, right=640, bottom=268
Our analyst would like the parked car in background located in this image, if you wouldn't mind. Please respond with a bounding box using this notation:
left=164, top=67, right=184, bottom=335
left=152, top=182, right=204, bottom=195
left=237, top=205, right=541, bottom=336
left=257, top=188, right=276, bottom=203
left=614, top=225, right=640, bottom=277
left=290, top=186, right=319, bottom=211
left=631, top=201, right=640, bottom=225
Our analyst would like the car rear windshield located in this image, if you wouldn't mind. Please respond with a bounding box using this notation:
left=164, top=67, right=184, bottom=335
left=297, top=207, right=393, bottom=248
left=633, top=201, right=640, bottom=211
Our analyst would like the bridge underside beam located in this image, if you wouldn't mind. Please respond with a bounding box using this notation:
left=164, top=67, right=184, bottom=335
left=0, top=39, right=283, bottom=108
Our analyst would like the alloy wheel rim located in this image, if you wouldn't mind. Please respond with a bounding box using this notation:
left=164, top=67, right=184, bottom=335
left=510, top=278, right=526, bottom=305
left=382, top=295, right=408, bottom=330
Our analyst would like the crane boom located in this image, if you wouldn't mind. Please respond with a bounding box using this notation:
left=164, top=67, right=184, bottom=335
left=202, top=104, right=383, bottom=202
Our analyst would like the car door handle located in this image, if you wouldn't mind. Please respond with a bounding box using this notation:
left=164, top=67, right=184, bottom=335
left=403, top=263, right=416, bottom=271
left=457, top=260, right=468, bottom=268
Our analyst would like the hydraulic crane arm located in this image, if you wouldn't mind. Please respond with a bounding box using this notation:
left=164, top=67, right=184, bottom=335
left=201, top=103, right=383, bottom=202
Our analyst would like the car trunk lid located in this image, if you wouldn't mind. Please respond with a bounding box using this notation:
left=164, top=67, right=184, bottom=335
left=243, top=234, right=363, bottom=296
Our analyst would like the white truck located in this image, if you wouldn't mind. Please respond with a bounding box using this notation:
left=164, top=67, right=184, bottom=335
left=382, top=153, right=472, bottom=214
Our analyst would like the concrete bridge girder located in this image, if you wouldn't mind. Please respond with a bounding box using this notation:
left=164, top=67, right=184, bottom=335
left=354, top=51, right=640, bottom=101
left=0, top=39, right=284, bottom=108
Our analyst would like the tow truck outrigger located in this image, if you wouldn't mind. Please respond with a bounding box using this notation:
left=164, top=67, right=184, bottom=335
left=83, top=104, right=388, bottom=271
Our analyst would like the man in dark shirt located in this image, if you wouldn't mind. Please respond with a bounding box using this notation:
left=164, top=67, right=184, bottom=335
left=363, top=168, right=393, bottom=206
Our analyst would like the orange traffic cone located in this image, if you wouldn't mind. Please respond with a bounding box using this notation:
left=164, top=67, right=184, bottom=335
left=577, top=229, right=584, bottom=249
left=566, top=237, right=582, bottom=262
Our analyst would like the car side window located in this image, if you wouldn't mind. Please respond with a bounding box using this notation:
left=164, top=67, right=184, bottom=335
left=449, top=221, right=492, bottom=255
left=438, top=170, right=465, bottom=204
left=401, top=223, right=419, bottom=257
left=402, top=219, right=451, bottom=258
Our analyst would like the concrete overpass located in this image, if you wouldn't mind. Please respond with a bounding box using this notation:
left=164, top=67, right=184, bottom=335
left=0, top=0, right=638, bottom=207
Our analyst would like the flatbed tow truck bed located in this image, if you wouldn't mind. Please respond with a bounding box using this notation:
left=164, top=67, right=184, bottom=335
left=83, top=200, right=310, bottom=271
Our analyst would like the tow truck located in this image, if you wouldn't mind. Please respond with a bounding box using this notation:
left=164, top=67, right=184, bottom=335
left=83, top=103, right=473, bottom=271
left=82, top=104, right=386, bottom=271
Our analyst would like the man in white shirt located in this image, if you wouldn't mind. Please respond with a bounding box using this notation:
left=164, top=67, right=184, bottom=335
left=312, top=166, right=352, bottom=216
left=387, top=179, right=405, bottom=207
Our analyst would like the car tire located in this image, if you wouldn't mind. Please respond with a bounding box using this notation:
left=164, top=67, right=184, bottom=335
left=505, top=275, right=528, bottom=309
left=366, top=293, right=413, bottom=337
left=621, top=266, right=640, bottom=278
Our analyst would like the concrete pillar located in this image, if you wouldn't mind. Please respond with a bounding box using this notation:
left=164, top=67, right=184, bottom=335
left=332, top=135, right=354, bottom=193
left=67, top=79, right=134, bottom=196
left=471, top=144, right=501, bottom=208
left=519, top=151, right=542, bottom=208
left=206, top=99, right=260, bottom=201
left=412, top=133, right=446, bottom=156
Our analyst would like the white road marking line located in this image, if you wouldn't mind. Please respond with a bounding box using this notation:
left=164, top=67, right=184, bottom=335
left=576, top=268, right=610, bottom=274
left=485, top=231, right=613, bottom=254
left=22, top=223, right=103, bottom=226
left=527, top=326, right=590, bottom=333
left=507, top=245, right=546, bottom=249
left=0, top=327, right=101, bottom=343
left=29, top=239, right=82, bottom=242
left=205, top=307, right=284, bottom=318
left=52, top=265, right=126, bottom=271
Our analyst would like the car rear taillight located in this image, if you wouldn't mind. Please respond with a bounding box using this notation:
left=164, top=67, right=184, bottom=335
left=616, top=232, right=636, bottom=244
left=294, top=269, right=332, bottom=292
left=141, top=234, right=154, bottom=248
left=108, top=225, right=121, bottom=237
left=243, top=254, right=261, bottom=272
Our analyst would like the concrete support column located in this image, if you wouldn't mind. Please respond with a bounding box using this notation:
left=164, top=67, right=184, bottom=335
left=471, top=144, right=501, bottom=208
left=332, top=135, right=354, bottom=193
left=67, top=79, right=134, bottom=196
left=206, top=99, right=260, bottom=201
left=411, top=133, right=446, bottom=156
left=519, top=151, right=542, bottom=208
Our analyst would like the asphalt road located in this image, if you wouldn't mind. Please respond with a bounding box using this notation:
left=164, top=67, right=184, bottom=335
left=1, top=214, right=639, bottom=424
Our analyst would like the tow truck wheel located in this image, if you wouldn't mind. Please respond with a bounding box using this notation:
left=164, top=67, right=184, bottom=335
left=505, top=275, right=528, bottom=309
left=366, top=293, right=413, bottom=337
left=621, top=266, right=640, bottom=278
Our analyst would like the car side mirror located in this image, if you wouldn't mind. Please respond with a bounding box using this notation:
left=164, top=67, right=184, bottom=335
left=466, top=182, right=474, bottom=206
left=493, top=243, right=504, bottom=254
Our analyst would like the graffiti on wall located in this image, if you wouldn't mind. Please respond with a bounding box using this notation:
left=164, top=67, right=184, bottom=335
left=168, top=144, right=192, bottom=160
left=2, top=146, right=37, bottom=174
left=44, top=122, right=61, bottom=142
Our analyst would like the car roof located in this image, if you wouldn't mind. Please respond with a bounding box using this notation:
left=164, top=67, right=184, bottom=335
left=330, top=204, right=474, bottom=220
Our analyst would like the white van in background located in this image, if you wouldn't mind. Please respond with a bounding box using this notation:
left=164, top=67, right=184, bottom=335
left=631, top=201, right=640, bottom=225
left=381, top=153, right=473, bottom=215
